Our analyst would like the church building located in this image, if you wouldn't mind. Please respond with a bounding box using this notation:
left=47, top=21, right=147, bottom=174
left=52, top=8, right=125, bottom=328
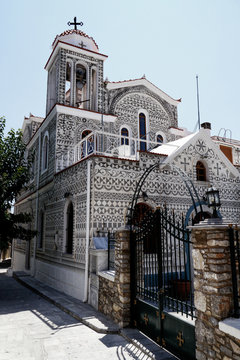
left=12, top=21, right=240, bottom=304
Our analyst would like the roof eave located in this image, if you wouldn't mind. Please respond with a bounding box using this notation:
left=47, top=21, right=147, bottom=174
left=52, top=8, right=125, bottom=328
left=106, top=78, right=181, bottom=106
left=45, top=40, right=108, bottom=71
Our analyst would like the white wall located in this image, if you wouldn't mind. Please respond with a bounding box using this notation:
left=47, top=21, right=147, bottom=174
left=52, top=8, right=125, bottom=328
left=35, top=260, right=85, bottom=300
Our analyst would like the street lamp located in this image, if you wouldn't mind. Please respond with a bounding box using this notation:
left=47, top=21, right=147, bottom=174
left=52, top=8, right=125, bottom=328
left=206, top=186, right=221, bottom=218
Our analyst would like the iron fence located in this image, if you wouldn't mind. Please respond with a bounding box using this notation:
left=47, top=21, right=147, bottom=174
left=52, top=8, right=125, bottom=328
left=229, top=226, right=240, bottom=318
left=133, top=207, right=195, bottom=320
left=108, top=231, right=116, bottom=270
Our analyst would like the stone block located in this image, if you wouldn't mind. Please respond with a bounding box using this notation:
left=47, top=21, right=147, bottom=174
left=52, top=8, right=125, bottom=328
left=208, top=264, right=231, bottom=273
left=204, top=272, right=231, bottom=282
left=113, top=303, right=121, bottom=312
left=119, top=273, right=130, bottom=283
left=207, top=240, right=229, bottom=247
left=202, top=285, right=218, bottom=294
left=220, top=345, right=233, bottom=358
left=195, top=291, right=207, bottom=312
left=193, top=249, right=204, bottom=270
left=196, top=349, right=206, bottom=360
left=230, top=339, right=240, bottom=355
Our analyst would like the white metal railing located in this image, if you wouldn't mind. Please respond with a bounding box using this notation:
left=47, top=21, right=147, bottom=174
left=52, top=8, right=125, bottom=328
left=74, top=131, right=165, bottom=163
left=56, top=130, right=176, bottom=171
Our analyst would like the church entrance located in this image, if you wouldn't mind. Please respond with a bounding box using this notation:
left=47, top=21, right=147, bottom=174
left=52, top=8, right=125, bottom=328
left=131, top=207, right=195, bottom=360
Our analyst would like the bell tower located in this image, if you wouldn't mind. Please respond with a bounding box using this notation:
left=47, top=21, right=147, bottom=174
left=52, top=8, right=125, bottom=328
left=45, top=18, right=107, bottom=115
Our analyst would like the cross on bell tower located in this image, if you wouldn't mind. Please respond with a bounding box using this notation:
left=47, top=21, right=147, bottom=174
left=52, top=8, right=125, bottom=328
left=67, top=17, right=83, bottom=30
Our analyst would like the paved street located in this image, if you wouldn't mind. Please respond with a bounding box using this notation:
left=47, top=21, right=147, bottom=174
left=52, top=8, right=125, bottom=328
left=0, top=270, right=175, bottom=360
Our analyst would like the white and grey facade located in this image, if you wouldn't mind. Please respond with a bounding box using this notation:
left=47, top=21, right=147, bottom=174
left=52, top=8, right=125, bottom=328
left=12, top=28, right=240, bottom=302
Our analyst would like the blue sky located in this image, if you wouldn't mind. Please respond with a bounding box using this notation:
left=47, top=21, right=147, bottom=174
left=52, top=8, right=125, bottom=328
left=1, top=0, right=239, bottom=138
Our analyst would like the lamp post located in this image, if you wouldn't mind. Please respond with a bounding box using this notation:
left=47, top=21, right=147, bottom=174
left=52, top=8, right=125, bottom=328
left=206, top=186, right=221, bottom=218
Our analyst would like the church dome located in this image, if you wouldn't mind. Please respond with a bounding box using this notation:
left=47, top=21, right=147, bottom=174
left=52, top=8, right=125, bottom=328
left=52, top=29, right=99, bottom=52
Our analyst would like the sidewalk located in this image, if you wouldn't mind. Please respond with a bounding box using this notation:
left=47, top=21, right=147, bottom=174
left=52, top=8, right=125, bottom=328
left=13, top=271, right=177, bottom=360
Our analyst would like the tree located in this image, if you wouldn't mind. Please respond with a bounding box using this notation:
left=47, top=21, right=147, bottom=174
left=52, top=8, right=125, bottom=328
left=0, top=117, right=36, bottom=251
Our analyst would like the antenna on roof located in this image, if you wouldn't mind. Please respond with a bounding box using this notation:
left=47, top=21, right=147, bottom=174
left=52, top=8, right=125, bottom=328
left=196, top=75, right=201, bottom=130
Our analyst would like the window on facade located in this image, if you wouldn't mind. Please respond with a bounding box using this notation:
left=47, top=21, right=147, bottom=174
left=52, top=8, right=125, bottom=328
left=38, top=211, right=44, bottom=249
left=65, top=62, right=72, bottom=105
left=196, top=161, right=206, bottom=181
left=156, top=134, right=163, bottom=144
left=47, top=65, right=57, bottom=113
left=42, top=133, right=49, bottom=171
left=66, top=202, right=74, bottom=254
left=91, top=68, right=97, bottom=111
left=81, top=130, right=94, bottom=157
left=121, top=128, right=129, bottom=145
left=30, top=153, right=35, bottom=181
left=76, top=64, right=87, bottom=108
left=133, top=203, right=156, bottom=253
left=132, top=203, right=152, bottom=226
left=139, top=113, right=147, bottom=151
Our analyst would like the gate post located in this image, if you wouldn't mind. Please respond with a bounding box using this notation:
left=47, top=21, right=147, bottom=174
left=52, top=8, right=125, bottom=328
left=115, top=226, right=131, bottom=327
left=98, top=225, right=131, bottom=327
left=191, top=220, right=236, bottom=360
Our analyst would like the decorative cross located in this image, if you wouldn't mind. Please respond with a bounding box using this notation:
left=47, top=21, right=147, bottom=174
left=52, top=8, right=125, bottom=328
left=181, top=157, right=190, bottom=172
left=214, top=163, right=222, bottom=176
left=79, top=41, right=86, bottom=48
left=177, top=331, right=184, bottom=347
left=67, top=17, right=83, bottom=30
left=143, top=313, right=149, bottom=325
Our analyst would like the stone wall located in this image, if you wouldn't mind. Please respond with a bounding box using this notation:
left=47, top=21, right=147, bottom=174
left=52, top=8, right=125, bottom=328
left=98, top=227, right=131, bottom=327
left=192, top=222, right=240, bottom=360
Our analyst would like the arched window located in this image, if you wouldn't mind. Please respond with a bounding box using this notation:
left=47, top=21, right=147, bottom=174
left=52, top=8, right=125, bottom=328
left=133, top=203, right=156, bottom=253
left=42, top=132, right=49, bottom=171
left=81, top=130, right=94, bottom=157
left=76, top=64, right=87, bottom=108
left=38, top=211, right=44, bottom=249
left=156, top=134, right=163, bottom=144
left=121, top=127, right=129, bottom=145
left=139, top=113, right=147, bottom=151
left=132, top=203, right=153, bottom=226
left=196, top=161, right=206, bottom=181
left=91, top=68, right=97, bottom=111
left=65, top=61, right=72, bottom=105
left=66, top=202, right=74, bottom=254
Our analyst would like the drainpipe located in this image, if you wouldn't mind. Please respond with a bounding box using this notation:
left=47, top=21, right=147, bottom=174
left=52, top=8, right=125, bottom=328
left=32, top=130, right=41, bottom=276
left=83, top=159, right=92, bottom=302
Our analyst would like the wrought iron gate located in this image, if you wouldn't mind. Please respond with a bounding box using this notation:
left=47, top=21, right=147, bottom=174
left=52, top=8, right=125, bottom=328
left=131, top=207, right=196, bottom=360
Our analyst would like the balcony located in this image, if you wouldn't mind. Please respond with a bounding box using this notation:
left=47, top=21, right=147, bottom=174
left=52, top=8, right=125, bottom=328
left=56, top=130, right=167, bottom=172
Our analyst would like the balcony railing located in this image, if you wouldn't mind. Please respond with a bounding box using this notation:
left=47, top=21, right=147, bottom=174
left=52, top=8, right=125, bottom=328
left=56, top=130, right=169, bottom=172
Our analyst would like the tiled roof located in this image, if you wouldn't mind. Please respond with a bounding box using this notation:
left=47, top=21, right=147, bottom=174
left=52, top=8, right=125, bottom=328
left=52, top=29, right=99, bottom=50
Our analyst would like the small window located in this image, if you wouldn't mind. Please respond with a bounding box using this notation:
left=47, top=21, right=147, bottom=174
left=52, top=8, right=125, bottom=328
left=196, top=161, right=206, bottom=181
left=121, top=128, right=129, bottom=145
left=65, top=62, right=72, bottom=105
left=38, top=211, right=44, bottom=249
left=42, top=133, right=49, bottom=171
left=66, top=202, right=74, bottom=254
left=81, top=130, right=94, bottom=157
left=76, top=64, right=87, bottom=108
left=156, top=134, right=163, bottom=144
left=139, top=113, right=147, bottom=151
